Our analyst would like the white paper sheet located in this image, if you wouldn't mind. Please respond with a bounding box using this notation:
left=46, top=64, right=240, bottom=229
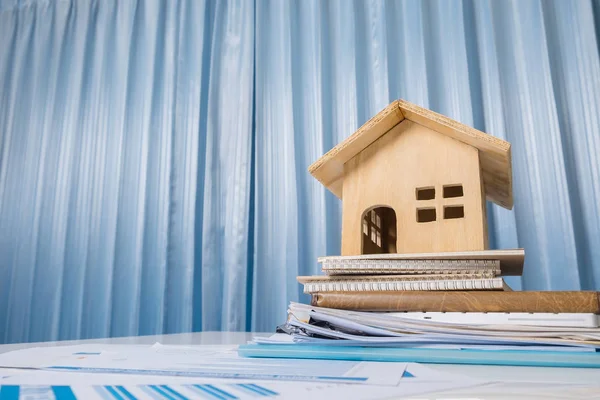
left=284, top=317, right=599, bottom=350
left=422, top=382, right=600, bottom=400
left=287, top=303, right=600, bottom=346
left=255, top=333, right=597, bottom=352
left=0, top=343, right=406, bottom=386
left=0, top=380, right=487, bottom=400
left=390, top=312, right=600, bottom=328
left=0, top=363, right=489, bottom=400
left=292, top=303, right=600, bottom=337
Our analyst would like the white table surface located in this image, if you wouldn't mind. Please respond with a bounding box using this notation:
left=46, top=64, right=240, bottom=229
left=1, top=332, right=599, bottom=399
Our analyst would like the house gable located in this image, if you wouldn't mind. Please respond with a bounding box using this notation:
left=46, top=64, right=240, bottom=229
left=309, top=99, right=513, bottom=209
left=341, top=120, right=487, bottom=255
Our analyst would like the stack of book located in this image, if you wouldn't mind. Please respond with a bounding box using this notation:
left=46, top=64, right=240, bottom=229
left=297, top=249, right=524, bottom=307
left=296, top=249, right=600, bottom=315
left=240, top=249, right=600, bottom=367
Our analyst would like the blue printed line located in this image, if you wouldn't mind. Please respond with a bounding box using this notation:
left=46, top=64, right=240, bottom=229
left=73, top=352, right=101, bottom=355
left=115, top=386, right=137, bottom=400
left=199, top=385, right=229, bottom=400
left=160, top=385, right=188, bottom=400
left=248, top=384, right=278, bottom=396
left=238, top=384, right=268, bottom=397
left=192, top=385, right=226, bottom=399
left=51, top=386, right=77, bottom=400
left=239, top=384, right=269, bottom=397
left=233, top=384, right=263, bottom=397
left=94, top=386, right=114, bottom=400
left=44, top=366, right=362, bottom=382
left=187, top=385, right=214, bottom=399
left=204, top=385, right=237, bottom=399
left=105, top=386, right=125, bottom=400
left=316, top=376, right=367, bottom=381
left=140, top=386, right=163, bottom=400
left=0, top=385, right=19, bottom=400
left=149, top=385, right=177, bottom=400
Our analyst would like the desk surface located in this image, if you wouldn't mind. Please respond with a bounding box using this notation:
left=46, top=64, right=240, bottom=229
left=1, top=332, right=599, bottom=399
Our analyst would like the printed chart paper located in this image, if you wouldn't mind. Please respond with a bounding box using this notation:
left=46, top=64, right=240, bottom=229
left=0, top=343, right=406, bottom=385
left=0, top=363, right=488, bottom=400
left=0, top=381, right=476, bottom=400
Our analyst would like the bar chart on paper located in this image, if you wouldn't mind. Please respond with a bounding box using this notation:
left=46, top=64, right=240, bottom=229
left=0, top=365, right=485, bottom=399
left=0, top=383, right=281, bottom=399
left=0, top=380, right=438, bottom=399
left=0, top=344, right=489, bottom=399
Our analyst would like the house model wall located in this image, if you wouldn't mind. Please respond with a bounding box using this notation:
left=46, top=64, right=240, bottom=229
left=309, top=100, right=513, bottom=256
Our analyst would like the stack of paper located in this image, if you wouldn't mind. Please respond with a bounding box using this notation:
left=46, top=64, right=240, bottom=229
left=239, top=303, right=600, bottom=368
left=269, top=303, right=600, bottom=348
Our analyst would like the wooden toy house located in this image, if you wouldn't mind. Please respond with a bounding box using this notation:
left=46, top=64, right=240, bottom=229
left=309, top=100, right=513, bottom=256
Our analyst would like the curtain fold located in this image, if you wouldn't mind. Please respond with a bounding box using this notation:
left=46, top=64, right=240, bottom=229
left=0, top=0, right=599, bottom=343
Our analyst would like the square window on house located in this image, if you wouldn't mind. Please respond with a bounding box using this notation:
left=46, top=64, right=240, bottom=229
left=443, top=184, right=464, bottom=198
left=416, top=207, right=436, bottom=223
left=444, top=205, right=465, bottom=219
left=416, top=186, right=435, bottom=200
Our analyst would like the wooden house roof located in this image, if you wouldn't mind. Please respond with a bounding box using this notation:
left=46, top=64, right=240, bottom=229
left=309, top=99, right=513, bottom=209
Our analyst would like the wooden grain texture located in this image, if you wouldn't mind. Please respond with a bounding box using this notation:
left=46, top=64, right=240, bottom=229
left=307, top=101, right=403, bottom=197
left=311, top=291, right=600, bottom=313
left=479, top=161, right=490, bottom=249
left=317, top=248, right=525, bottom=276
left=308, top=99, right=513, bottom=209
left=397, top=100, right=512, bottom=209
left=341, top=120, right=487, bottom=254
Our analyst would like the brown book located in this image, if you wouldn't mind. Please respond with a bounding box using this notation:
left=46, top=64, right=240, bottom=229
left=311, top=291, right=600, bottom=313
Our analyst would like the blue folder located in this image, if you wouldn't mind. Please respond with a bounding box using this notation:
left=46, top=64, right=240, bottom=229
left=238, top=344, right=600, bottom=368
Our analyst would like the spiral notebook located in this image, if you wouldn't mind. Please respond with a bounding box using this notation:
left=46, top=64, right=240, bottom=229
left=297, top=273, right=510, bottom=293
left=317, top=249, right=524, bottom=276
left=321, top=259, right=501, bottom=276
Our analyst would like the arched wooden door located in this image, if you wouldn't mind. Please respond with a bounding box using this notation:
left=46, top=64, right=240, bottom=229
left=361, top=206, right=397, bottom=254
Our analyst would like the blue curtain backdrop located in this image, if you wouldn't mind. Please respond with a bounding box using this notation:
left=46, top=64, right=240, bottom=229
left=0, top=0, right=599, bottom=343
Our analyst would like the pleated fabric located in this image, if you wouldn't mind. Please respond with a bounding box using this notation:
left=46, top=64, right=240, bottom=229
left=0, top=0, right=599, bottom=343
